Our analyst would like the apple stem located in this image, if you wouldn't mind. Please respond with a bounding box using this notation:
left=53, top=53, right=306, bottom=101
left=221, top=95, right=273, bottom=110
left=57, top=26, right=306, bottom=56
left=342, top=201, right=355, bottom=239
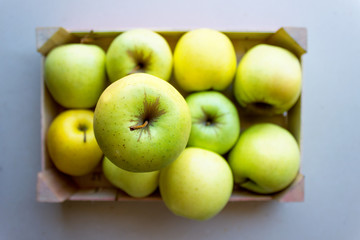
left=129, top=66, right=139, bottom=75
left=82, top=130, right=87, bottom=143
left=129, top=120, right=149, bottom=131
left=129, top=64, right=146, bottom=75
left=80, top=30, right=95, bottom=44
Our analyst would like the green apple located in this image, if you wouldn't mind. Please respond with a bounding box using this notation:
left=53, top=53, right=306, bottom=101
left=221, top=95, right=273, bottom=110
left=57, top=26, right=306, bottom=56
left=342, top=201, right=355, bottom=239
left=159, top=147, right=233, bottom=221
left=228, top=123, right=300, bottom=194
left=106, top=29, right=173, bottom=83
left=45, top=44, right=107, bottom=108
left=94, top=73, right=191, bottom=172
left=102, top=156, right=159, bottom=198
left=185, top=91, right=240, bottom=155
left=173, top=28, right=237, bottom=92
left=46, top=110, right=103, bottom=176
left=233, top=44, right=302, bottom=115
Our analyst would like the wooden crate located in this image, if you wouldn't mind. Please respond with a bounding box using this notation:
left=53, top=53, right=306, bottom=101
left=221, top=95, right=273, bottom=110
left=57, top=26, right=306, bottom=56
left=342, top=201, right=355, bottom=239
left=36, top=27, right=307, bottom=202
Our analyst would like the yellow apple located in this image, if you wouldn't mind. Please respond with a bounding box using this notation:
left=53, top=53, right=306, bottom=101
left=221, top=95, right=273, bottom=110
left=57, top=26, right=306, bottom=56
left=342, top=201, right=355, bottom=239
left=46, top=110, right=103, bottom=176
left=173, top=28, right=237, bottom=91
left=102, top=157, right=159, bottom=198
left=233, top=44, right=302, bottom=115
left=159, top=147, right=233, bottom=221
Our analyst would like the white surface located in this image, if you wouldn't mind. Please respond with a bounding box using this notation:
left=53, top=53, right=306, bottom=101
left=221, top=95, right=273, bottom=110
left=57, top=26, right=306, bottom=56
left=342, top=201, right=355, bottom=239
left=1, top=0, right=360, bottom=239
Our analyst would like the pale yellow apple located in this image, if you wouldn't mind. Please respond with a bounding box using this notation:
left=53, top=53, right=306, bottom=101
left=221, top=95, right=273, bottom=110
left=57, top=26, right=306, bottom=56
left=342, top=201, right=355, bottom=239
left=234, top=44, right=302, bottom=115
left=159, top=147, right=233, bottom=221
left=45, top=44, right=107, bottom=108
left=46, top=110, right=103, bottom=176
left=228, top=123, right=300, bottom=194
left=173, top=28, right=237, bottom=91
left=106, top=29, right=173, bottom=83
left=102, top=157, right=159, bottom=198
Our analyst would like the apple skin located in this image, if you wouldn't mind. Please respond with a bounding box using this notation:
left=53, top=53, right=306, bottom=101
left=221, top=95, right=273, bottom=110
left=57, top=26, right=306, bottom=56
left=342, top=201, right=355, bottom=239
left=185, top=91, right=240, bottom=155
left=102, top=157, right=159, bottom=198
left=106, top=29, right=173, bottom=83
left=159, top=147, right=233, bottom=221
left=46, top=110, right=103, bottom=176
left=228, top=123, right=300, bottom=194
left=94, top=73, right=191, bottom=173
left=173, top=28, right=237, bottom=92
left=233, top=44, right=302, bottom=115
left=45, top=44, right=107, bottom=108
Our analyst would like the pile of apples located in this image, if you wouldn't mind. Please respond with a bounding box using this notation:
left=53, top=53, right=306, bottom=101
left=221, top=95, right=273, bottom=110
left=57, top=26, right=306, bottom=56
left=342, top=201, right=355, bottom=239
left=45, top=28, right=302, bottom=221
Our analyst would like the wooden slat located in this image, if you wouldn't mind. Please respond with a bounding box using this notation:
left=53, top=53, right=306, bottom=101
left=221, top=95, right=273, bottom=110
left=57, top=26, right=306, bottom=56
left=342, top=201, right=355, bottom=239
left=265, top=27, right=307, bottom=58
left=37, top=168, right=77, bottom=202
left=71, top=164, right=113, bottom=188
left=275, top=173, right=305, bottom=202
left=36, top=27, right=79, bottom=55
left=69, top=188, right=117, bottom=201
left=229, top=191, right=273, bottom=202
left=283, top=27, right=307, bottom=52
left=116, top=190, right=162, bottom=202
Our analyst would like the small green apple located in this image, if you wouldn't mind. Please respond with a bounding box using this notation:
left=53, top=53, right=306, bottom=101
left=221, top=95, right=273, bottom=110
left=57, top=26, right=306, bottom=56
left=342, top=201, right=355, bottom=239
left=159, top=147, right=233, bottom=221
left=106, top=29, right=173, bottom=83
left=228, top=123, right=300, bottom=194
left=45, top=44, right=107, bottom=108
left=173, top=28, right=237, bottom=92
left=94, top=73, right=191, bottom=172
left=46, top=110, right=103, bottom=176
left=102, top=156, right=159, bottom=198
left=233, top=44, right=302, bottom=115
left=185, top=91, right=240, bottom=155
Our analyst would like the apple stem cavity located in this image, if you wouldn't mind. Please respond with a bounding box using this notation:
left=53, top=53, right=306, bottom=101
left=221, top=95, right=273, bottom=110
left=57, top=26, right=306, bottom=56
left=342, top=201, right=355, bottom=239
left=254, top=102, right=272, bottom=109
left=128, top=93, right=167, bottom=142
left=198, top=106, right=224, bottom=127
left=253, top=102, right=273, bottom=109
left=127, top=49, right=153, bottom=75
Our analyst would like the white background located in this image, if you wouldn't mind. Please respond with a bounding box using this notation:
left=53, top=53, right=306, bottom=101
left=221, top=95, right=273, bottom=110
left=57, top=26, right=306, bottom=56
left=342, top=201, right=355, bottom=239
left=1, top=0, right=360, bottom=239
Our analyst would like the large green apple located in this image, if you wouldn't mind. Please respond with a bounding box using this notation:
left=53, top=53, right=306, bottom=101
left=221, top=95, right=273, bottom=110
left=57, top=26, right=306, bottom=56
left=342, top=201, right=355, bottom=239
left=45, top=44, right=107, bottom=108
left=94, top=73, right=191, bottom=172
left=233, top=44, right=302, bottom=115
left=185, top=91, right=240, bottom=155
left=106, top=29, right=173, bottom=83
left=228, top=123, right=300, bottom=194
left=159, top=147, right=233, bottom=221
left=173, top=28, right=237, bottom=92
left=102, top=157, right=159, bottom=198
left=46, top=110, right=103, bottom=176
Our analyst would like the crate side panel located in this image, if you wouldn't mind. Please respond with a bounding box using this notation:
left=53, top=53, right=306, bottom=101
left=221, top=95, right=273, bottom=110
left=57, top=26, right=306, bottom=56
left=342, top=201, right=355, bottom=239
left=37, top=169, right=77, bottom=202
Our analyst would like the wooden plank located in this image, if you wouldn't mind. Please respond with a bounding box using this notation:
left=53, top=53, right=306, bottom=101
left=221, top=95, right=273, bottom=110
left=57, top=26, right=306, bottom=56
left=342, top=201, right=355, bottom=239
left=37, top=169, right=77, bottom=202
left=283, top=27, right=307, bottom=52
left=116, top=190, right=162, bottom=202
left=71, top=164, right=113, bottom=188
left=69, top=188, right=117, bottom=201
left=265, top=27, right=307, bottom=58
left=229, top=191, right=273, bottom=202
left=36, top=27, right=79, bottom=55
left=274, top=174, right=305, bottom=202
